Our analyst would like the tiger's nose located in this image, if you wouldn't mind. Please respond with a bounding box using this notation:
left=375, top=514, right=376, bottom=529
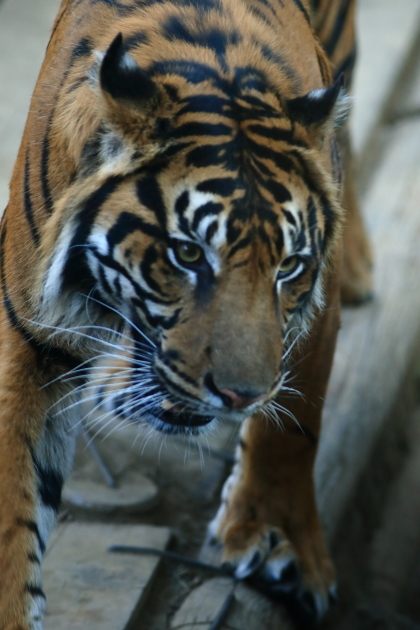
left=218, top=388, right=266, bottom=409
left=204, top=374, right=266, bottom=410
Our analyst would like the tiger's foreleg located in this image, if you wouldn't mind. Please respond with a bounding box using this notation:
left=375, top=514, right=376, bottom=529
left=0, top=325, right=77, bottom=630
left=209, top=264, right=341, bottom=624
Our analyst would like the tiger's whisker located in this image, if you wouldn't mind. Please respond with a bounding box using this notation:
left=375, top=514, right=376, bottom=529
left=83, top=293, right=156, bottom=348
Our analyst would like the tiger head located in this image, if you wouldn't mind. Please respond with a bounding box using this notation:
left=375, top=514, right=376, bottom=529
left=39, top=32, right=344, bottom=434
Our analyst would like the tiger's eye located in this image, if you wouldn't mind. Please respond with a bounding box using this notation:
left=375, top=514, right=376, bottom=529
left=278, top=255, right=299, bottom=275
left=176, top=241, right=203, bottom=264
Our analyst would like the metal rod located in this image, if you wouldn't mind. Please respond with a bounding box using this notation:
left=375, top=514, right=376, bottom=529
left=208, top=590, right=235, bottom=630
left=108, top=545, right=231, bottom=576
left=191, top=442, right=236, bottom=464
left=81, top=424, right=117, bottom=488
left=175, top=438, right=236, bottom=464
left=110, top=545, right=236, bottom=630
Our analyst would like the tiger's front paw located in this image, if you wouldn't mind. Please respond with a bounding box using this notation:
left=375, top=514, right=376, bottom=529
left=209, top=521, right=336, bottom=627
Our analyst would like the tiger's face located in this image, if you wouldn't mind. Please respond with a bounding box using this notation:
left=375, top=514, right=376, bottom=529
left=40, top=35, right=343, bottom=434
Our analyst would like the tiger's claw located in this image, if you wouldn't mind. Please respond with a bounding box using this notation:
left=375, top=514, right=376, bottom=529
left=211, top=522, right=336, bottom=626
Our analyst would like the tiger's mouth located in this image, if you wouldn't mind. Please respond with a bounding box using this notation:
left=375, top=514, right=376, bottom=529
left=146, top=399, right=215, bottom=430
left=157, top=407, right=214, bottom=428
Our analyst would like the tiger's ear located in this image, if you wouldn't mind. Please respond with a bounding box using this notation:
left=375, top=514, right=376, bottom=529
left=286, top=74, right=345, bottom=128
left=100, top=33, right=157, bottom=108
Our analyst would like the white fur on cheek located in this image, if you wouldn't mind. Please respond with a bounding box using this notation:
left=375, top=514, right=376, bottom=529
left=42, top=222, right=76, bottom=308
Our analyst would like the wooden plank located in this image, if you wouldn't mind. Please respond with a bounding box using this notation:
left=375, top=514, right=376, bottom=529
left=62, top=433, right=159, bottom=515
left=351, top=0, right=420, bottom=158
left=171, top=579, right=295, bottom=630
left=336, top=601, right=420, bottom=630
left=369, top=408, right=420, bottom=608
left=63, top=469, right=159, bottom=514
left=316, top=116, right=420, bottom=541
left=44, top=523, right=171, bottom=630
left=355, top=17, right=420, bottom=194
left=171, top=578, right=233, bottom=630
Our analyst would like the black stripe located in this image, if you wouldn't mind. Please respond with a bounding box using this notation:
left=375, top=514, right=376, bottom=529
left=149, top=60, right=230, bottom=93
left=259, top=46, right=299, bottom=85
left=16, top=519, right=46, bottom=555
left=186, top=142, right=235, bottom=169
left=32, top=455, right=63, bottom=513
left=292, top=0, right=310, bottom=21
left=274, top=224, right=285, bottom=256
left=67, top=76, right=89, bottom=94
left=23, top=154, right=40, bottom=245
left=175, top=191, right=190, bottom=216
left=247, top=5, right=273, bottom=26
left=25, top=584, right=46, bottom=599
left=40, top=38, right=93, bottom=214
left=158, top=351, right=198, bottom=387
left=257, top=224, right=276, bottom=265
left=228, top=232, right=252, bottom=258
left=253, top=157, right=275, bottom=178
left=136, top=176, right=167, bottom=229
left=334, top=45, right=357, bottom=86
left=248, top=124, right=306, bottom=147
left=107, top=211, right=164, bottom=252
left=178, top=95, right=230, bottom=116
left=324, top=0, right=353, bottom=57
left=245, top=137, right=296, bottom=173
left=252, top=0, right=279, bottom=15
left=315, top=0, right=335, bottom=33
left=0, top=227, right=82, bottom=370
left=70, top=37, right=93, bottom=62
left=250, top=163, right=292, bottom=207
left=171, top=122, right=232, bottom=139
left=231, top=259, right=249, bottom=269
left=196, top=178, right=237, bottom=197
left=98, top=265, right=114, bottom=295
left=282, top=208, right=297, bottom=226
left=88, top=0, right=138, bottom=15
left=262, top=177, right=292, bottom=205
left=191, top=202, right=224, bottom=233
left=94, top=250, right=176, bottom=305
left=294, top=225, right=307, bottom=251
left=306, top=198, right=319, bottom=256
left=236, top=93, right=280, bottom=117
left=234, top=66, right=269, bottom=94
left=163, top=16, right=240, bottom=53
left=148, top=307, right=182, bottom=330
left=140, top=245, right=168, bottom=296
left=124, top=31, right=148, bottom=51
left=205, top=221, right=218, bottom=243
left=62, top=176, right=123, bottom=288
left=40, top=127, right=54, bottom=214
left=154, top=365, right=203, bottom=403
left=321, top=196, right=336, bottom=246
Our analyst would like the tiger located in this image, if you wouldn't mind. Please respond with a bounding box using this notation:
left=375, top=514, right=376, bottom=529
left=0, top=0, right=372, bottom=627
